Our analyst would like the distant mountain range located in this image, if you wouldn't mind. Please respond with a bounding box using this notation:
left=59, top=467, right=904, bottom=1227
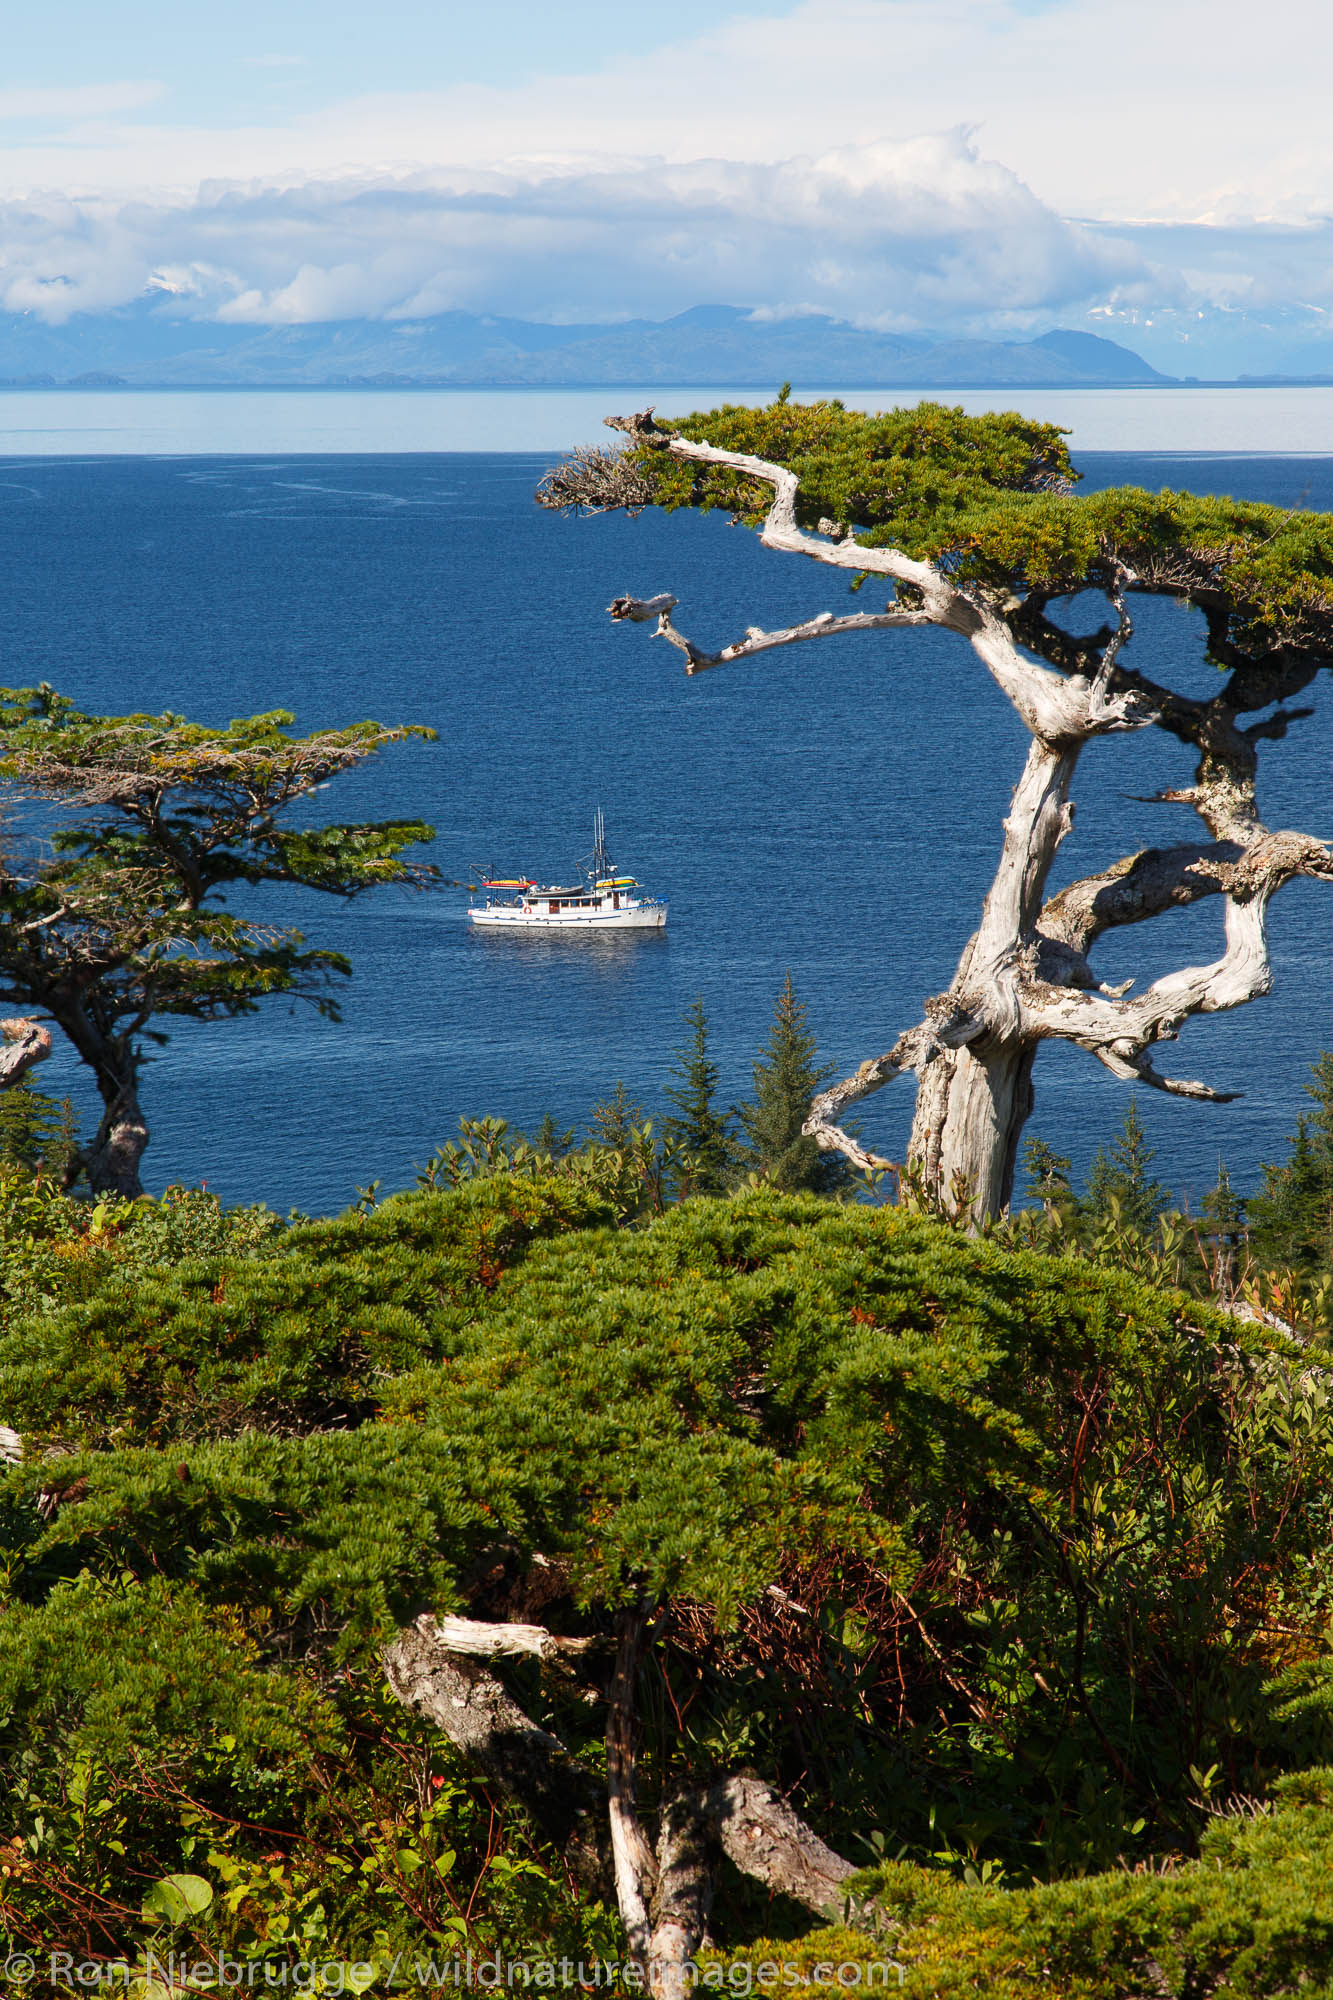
left=0, top=301, right=1172, bottom=389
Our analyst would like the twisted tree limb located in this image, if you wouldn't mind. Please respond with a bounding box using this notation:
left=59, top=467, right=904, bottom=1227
left=0, top=1017, right=51, bottom=1089
left=384, top=1609, right=863, bottom=1986
left=607, top=592, right=930, bottom=675
left=382, top=1616, right=610, bottom=1896
left=587, top=427, right=1332, bottom=1217
left=651, top=435, right=1153, bottom=744
left=704, top=1772, right=857, bottom=1914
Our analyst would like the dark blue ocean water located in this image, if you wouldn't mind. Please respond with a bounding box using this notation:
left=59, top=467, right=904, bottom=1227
left=0, top=449, right=1328, bottom=1215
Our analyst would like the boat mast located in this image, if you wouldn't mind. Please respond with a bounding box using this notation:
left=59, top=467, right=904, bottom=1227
left=591, top=807, right=613, bottom=883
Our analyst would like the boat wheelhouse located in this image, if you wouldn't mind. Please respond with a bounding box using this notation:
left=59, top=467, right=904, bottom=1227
left=468, top=813, right=668, bottom=931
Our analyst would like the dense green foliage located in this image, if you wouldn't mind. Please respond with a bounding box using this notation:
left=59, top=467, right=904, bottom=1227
left=735, top=1769, right=1333, bottom=1997
left=0, top=1079, right=78, bottom=1182
left=614, top=397, right=1333, bottom=651
left=4, top=1161, right=1333, bottom=1974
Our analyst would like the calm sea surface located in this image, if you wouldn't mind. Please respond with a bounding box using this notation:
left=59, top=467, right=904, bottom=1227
left=0, top=386, right=1329, bottom=1214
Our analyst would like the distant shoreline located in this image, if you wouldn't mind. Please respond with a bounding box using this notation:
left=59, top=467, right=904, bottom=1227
left=1, top=378, right=1331, bottom=393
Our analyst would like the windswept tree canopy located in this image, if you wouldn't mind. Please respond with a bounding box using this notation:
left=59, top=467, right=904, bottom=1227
left=541, top=400, right=1333, bottom=1219
left=0, top=687, right=437, bottom=1193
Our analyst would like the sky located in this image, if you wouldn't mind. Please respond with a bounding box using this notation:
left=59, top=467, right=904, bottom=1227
left=3, top=0, right=1331, bottom=372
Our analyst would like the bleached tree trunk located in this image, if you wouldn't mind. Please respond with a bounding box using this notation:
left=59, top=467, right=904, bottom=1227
left=591, top=426, right=1333, bottom=1224
left=909, top=1043, right=1037, bottom=1219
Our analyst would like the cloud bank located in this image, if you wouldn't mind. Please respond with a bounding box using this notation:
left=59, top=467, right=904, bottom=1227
left=0, top=135, right=1156, bottom=330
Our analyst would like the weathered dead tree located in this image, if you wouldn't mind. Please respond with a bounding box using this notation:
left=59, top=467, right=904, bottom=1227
left=384, top=1611, right=862, bottom=1984
left=541, top=405, right=1333, bottom=1220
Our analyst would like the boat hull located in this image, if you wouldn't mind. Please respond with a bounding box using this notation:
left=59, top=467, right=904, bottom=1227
left=470, top=903, right=667, bottom=931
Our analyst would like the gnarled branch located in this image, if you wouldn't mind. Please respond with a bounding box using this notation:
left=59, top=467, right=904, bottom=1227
left=0, top=1018, right=51, bottom=1089
left=657, top=434, right=1152, bottom=744
left=704, top=1772, right=856, bottom=1915
left=382, top=1616, right=610, bottom=1895
left=607, top=593, right=930, bottom=675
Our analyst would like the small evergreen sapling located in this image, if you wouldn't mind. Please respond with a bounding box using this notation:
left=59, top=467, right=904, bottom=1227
left=662, top=995, right=734, bottom=1196
left=1083, top=1096, right=1169, bottom=1235
left=0, top=1079, right=78, bottom=1180
left=738, top=973, right=841, bottom=1193
left=1021, top=1136, right=1074, bottom=1216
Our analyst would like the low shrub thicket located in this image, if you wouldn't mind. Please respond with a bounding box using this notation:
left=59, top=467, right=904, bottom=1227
left=2, top=1172, right=1333, bottom=1980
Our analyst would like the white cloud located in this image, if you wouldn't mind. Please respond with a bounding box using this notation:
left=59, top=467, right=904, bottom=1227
left=0, top=0, right=1328, bottom=228
left=0, top=0, right=1327, bottom=360
left=0, top=135, right=1159, bottom=328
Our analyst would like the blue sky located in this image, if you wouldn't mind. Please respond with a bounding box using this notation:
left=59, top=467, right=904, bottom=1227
left=2, top=0, right=1330, bottom=372
left=2, top=2, right=795, bottom=119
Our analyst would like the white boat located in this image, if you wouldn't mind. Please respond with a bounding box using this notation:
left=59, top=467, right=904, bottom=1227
left=468, top=812, right=668, bottom=932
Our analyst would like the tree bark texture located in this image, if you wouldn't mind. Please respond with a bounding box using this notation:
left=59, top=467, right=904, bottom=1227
left=383, top=1612, right=862, bottom=1981
left=382, top=1617, right=610, bottom=1896
left=79, top=1071, right=149, bottom=1198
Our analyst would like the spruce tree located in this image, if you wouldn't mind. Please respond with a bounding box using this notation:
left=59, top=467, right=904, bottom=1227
left=0, top=1080, right=78, bottom=1180
left=737, top=973, right=840, bottom=1193
left=1083, top=1097, right=1169, bottom=1235
left=1201, top=1160, right=1245, bottom=1299
left=662, top=996, right=733, bottom=1195
left=1021, top=1135, right=1074, bottom=1214
left=586, top=1080, right=646, bottom=1152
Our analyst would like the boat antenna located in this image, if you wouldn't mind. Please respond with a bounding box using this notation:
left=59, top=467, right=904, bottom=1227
left=591, top=807, right=613, bottom=884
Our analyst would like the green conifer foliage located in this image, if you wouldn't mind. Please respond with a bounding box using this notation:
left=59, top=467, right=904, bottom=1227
left=0, top=1079, right=78, bottom=1180
left=0, top=686, right=437, bottom=1196
left=6, top=1176, right=1333, bottom=1958
left=1082, top=1097, right=1169, bottom=1235
left=586, top=1079, right=646, bottom=1151
left=662, top=996, right=734, bottom=1195
left=1249, top=1052, right=1333, bottom=1274
left=737, top=973, right=841, bottom=1193
left=1020, top=1135, right=1074, bottom=1212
